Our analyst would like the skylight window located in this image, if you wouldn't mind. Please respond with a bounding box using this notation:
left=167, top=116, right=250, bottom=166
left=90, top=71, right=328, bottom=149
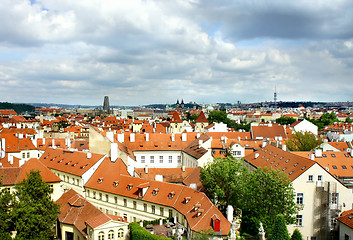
left=332, top=165, right=337, bottom=169
left=323, top=154, right=327, bottom=157
left=294, top=163, right=298, bottom=167
left=342, top=165, right=347, bottom=169
left=301, top=166, right=306, bottom=170
left=331, top=154, right=336, bottom=158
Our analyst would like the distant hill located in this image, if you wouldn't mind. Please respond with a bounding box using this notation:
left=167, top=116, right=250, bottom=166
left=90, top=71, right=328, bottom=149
left=0, top=102, right=35, bottom=114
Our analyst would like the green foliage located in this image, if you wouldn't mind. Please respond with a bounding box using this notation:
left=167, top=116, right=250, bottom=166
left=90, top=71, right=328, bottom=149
left=291, top=229, right=303, bottom=240
left=200, top=157, right=299, bottom=237
left=276, top=117, right=296, bottom=125
left=186, top=112, right=199, bottom=122
left=200, top=157, right=248, bottom=212
left=58, top=120, right=69, bottom=129
left=0, top=102, right=35, bottom=114
left=208, top=110, right=228, bottom=124
left=12, top=170, right=60, bottom=239
left=192, top=228, right=215, bottom=240
left=286, top=131, right=322, bottom=151
left=0, top=185, right=13, bottom=240
left=243, top=168, right=299, bottom=235
left=129, top=222, right=172, bottom=240
left=268, top=214, right=290, bottom=240
left=345, top=117, right=353, bottom=123
left=305, top=112, right=338, bottom=130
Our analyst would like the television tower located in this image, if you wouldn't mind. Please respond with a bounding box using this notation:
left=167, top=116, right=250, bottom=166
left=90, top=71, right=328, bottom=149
left=274, top=86, right=277, bottom=107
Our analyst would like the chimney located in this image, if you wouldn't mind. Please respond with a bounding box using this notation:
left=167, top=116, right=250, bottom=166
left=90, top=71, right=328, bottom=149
left=117, top=133, right=124, bottom=143
left=309, top=153, right=315, bottom=161
left=111, top=143, right=118, bottom=162
left=145, top=133, right=149, bottom=142
left=282, top=144, right=287, bottom=151
left=182, top=132, right=187, bottom=142
left=198, top=140, right=203, bottom=148
left=52, top=139, right=56, bottom=149
left=130, top=133, right=135, bottom=143
left=262, top=140, right=267, bottom=148
left=182, top=165, right=185, bottom=172
left=1, top=138, right=4, bottom=151
left=255, top=153, right=260, bottom=159
left=107, top=131, right=114, bottom=142
left=42, top=138, right=46, bottom=145
left=315, top=149, right=322, bottom=158
left=196, top=132, right=200, bottom=138
left=145, top=166, right=148, bottom=174
left=238, top=136, right=241, bottom=141
left=155, top=175, right=164, bottom=182
left=87, top=152, right=92, bottom=159
left=227, top=205, right=234, bottom=223
left=8, top=155, right=13, bottom=165
left=18, top=133, right=23, bottom=139
left=171, top=133, right=175, bottom=142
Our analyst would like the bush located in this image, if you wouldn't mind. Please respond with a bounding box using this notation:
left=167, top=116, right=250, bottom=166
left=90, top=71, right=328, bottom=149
left=129, top=222, right=172, bottom=240
left=291, top=229, right=303, bottom=240
left=268, top=215, right=290, bottom=240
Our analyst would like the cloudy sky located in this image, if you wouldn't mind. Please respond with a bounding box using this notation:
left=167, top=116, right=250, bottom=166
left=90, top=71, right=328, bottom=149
left=1, top=0, right=353, bottom=106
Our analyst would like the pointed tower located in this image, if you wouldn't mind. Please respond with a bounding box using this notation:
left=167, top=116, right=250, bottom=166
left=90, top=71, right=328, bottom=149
left=195, top=111, right=209, bottom=132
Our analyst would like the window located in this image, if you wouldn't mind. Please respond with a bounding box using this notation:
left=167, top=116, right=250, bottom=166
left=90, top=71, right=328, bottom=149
left=87, top=190, right=90, bottom=197
left=296, top=215, right=303, bottom=226
left=133, top=201, right=137, bottom=209
left=308, top=175, right=313, bottom=182
left=331, top=154, right=336, bottom=157
left=342, top=165, right=347, bottom=169
left=152, top=205, right=155, bottom=214
left=27, top=152, right=30, bottom=158
left=177, top=156, right=181, bottom=163
left=106, top=194, right=109, bottom=202
left=22, top=152, right=25, bottom=158
left=76, top=179, right=79, bottom=186
left=115, top=196, right=118, bottom=204
left=159, top=156, right=163, bottom=163
left=93, top=191, right=96, bottom=199
left=345, top=234, right=350, bottom=240
left=99, top=193, right=102, bottom=200
left=333, top=165, right=337, bottom=169
left=124, top=199, right=127, bottom=207
left=318, top=175, right=322, bottom=181
left=118, top=228, right=124, bottom=239
left=169, top=156, right=172, bottom=163
left=144, top=203, right=147, bottom=212
left=296, top=193, right=304, bottom=205
left=331, top=193, right=339, bottom=205
left=98, top=232, right=105, bottom=240
left=150, top=156, right=154, bottom=163
left=141, top=156, right=145, bottom=163
left=169, top=209, right=173, bottom=218
left=323, top=154, right=327, bottom=157
left=160, top=207, right=164, bottom=216
left=108, top=230, right=114, bottom=240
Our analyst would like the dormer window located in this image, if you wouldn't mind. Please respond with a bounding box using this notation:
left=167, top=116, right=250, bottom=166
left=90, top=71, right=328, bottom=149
left=80, top=164, right=88, bottom=169
left=168, top=191, right=175, bottom=199
left=152, top=188, right=159, bottom=196
left=113, top=181, right=119, bottom=187
left=127, top=184, right=133, bottom=190
left=196, top=209, right=204, bottom=217
left=65, top=161, right=71, bottom=165
left=194, top=203, right=201, bottom=211
left=184, top=197, right=191, bottom=204
left=97, top=177, right=104, bottom=184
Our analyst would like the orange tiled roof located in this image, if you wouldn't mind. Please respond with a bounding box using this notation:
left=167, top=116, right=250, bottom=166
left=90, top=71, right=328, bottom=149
left=0, top=133, right=37, bottom=152
left=39, top=148, right=105, bottom=177
left=85, top=158, right=231, bottom=234
left=56, top=189, right=127, bottom=237
left=244, top=145, right=316, bottom=181
left=292, top=151, right=353, bottom=178
left=337, top=209, right=353, bottom=229
left=0, top=128, right=37, bottom=135
left=195, top=111, right=208, bottom=123
left=0, top=109, right=17, bottom=116
left=251, top=123, right=287, bottom=140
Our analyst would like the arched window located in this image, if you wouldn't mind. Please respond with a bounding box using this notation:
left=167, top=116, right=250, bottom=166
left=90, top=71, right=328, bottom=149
left=108, top=230, right=114, bottom=240
left=98, top=231, right=105, bottom=240
left=117, top=228, right=124, bottom=239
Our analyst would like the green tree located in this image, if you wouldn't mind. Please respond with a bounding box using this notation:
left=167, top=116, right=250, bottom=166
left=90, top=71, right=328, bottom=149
left=286, top=131, right=322, bottom=151
left=200, top=157, right=248, bottom=213
left=291, top=229, right=303, bottom=240
left=242, top=168, right=299, bottom=235
left=0, top=178, right=13, bottom=240
left=268, top=214, right=290, bottom=240
left=345, top=117, right=353, bottom=123
left=208, top=110, right=229, bottom=124
left=276, top=117, right=296, bottom=125
left=12, top=170, right=60, bottom=240
left=319, top=112, right=338, bottom=126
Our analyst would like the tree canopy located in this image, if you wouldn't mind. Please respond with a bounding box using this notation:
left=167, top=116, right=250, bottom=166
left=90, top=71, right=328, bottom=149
left=0, top=170, right=60, bottom=239
left=286, top=131, right=322, bottom=151
left=207, top=110, right=228, bottom=124
left=276, top=117, right=297, bottom=126
left=200, top=157, right=299, bottom=236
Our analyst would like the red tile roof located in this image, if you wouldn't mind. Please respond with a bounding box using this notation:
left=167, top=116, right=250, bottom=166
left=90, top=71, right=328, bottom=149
left=85, top=158, right=230, bottom=234
left=337, top=209, right=353, bottom=229
left=39, top=148, right=105, bottom=177
left=195, top=111, right=208, bottom=123
left=56, top=189, right=127, bottom=237
left=244, top=145, right=315, bottom=181
left=0, top=109, right=17, bottom=116
left=0, top=133, right=37, bottom=152
left=251, top=123, right=287, bottom=140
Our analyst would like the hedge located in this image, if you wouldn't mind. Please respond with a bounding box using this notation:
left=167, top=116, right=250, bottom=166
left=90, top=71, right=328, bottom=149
left=129, top=222, right=173, bottom=240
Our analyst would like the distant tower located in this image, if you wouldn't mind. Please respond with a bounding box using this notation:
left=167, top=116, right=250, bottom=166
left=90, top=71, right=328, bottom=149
left=274, top=87, right=277, bottom=107
left=103, top=96, right=110, bottom=111
left=181, top=99, right=184, bottom=110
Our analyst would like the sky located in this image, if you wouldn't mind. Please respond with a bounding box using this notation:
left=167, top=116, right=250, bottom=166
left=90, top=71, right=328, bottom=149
left=1, top=0, right=353, bottom=106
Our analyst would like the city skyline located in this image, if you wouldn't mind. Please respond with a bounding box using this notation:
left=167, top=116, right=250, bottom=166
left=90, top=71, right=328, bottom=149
left=1, top=0, right=353, bottom=106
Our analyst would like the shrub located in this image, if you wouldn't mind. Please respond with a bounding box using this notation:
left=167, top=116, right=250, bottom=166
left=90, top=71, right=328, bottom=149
left=129, top=222, right=172, bottom=240
left=291, top=229, right=303, bottom=240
